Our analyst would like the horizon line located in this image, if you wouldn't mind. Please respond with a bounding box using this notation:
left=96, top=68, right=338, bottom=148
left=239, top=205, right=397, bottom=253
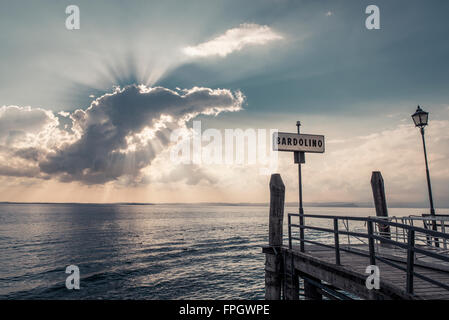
left=0, top=201, right=445, bottom=209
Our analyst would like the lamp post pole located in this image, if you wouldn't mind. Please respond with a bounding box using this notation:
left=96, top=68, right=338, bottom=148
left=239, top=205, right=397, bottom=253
left=412, top=106, right=437, bottom=238
left=420, top=127, right=435, bottom=217
left=421, top=127, right=438, bottom=247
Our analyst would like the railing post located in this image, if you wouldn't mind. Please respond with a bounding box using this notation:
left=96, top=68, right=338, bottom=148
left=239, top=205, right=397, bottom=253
left=288, top=214, right=292, bottom=249
left=406, top=229, right=415, bottom=295
left=433, top=217, right=440, bottom=248
left=334, top=218, right=341, bottom=265
left=422, top=218, right=432, bottom=246
left=367, top=220, right=376, bottom=265
left=442, top=219, right=447, bottom=249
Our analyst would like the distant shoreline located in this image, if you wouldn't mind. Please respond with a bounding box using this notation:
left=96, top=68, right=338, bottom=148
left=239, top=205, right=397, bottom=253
left=0, top=201, right=444, bottom=209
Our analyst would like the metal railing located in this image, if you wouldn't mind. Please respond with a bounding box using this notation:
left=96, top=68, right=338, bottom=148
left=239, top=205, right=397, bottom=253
left=287, top=213, right=449, bottom=295
left=368, top=215, right=449, bottom=251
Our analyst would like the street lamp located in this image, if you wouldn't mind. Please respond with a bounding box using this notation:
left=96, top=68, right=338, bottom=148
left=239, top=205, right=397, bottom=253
left=411, top=105, right=435, bottom=218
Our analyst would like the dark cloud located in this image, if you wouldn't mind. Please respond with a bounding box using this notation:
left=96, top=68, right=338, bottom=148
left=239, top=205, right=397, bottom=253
left=14, top=147, right=43, bottom=162
left=0, top=165, right=40, bottom=178
left=30, top=85, right=243, bottom=185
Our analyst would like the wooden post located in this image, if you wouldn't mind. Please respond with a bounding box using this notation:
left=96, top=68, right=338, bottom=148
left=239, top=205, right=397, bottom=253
left=371, top=171, right=391, bottom=239
left=265, top=174, right=285, bottom=300
left=268, top=174, right=285, bottom=246
left=406, top=229, right=415, bottom=294
left=303, top=275, right=323, bottom=300
left=283, top=252, right=299, bottom=300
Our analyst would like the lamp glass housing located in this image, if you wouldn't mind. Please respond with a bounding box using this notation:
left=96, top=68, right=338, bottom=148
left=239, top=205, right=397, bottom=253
left=412, top=106, right=428, bottom=128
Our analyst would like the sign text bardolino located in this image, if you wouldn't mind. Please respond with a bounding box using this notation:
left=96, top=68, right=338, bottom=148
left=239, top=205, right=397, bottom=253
left=273, top=132, right=325, bottom=153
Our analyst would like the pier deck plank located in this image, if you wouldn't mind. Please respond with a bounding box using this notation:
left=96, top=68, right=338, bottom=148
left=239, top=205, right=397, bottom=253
left=265, top=244, right=449, bottom=299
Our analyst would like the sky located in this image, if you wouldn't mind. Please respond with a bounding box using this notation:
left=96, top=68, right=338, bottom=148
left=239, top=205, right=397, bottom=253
left=1, top=0, right=449, bottom=207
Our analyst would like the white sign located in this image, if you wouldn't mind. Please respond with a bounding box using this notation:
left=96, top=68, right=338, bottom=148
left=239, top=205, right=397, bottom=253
left=273, top=132, right=325, bottom=153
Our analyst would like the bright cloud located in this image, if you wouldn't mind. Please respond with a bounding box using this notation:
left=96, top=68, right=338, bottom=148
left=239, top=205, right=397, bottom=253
left=182, top=23, right=283, bottom=58
left=0, top=106, right=57, bottom=144
left=0, top=85, right=244, bottom=185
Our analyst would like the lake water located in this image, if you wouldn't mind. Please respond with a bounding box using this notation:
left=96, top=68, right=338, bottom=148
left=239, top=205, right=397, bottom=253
left=0, top=203, right=446, bottom=299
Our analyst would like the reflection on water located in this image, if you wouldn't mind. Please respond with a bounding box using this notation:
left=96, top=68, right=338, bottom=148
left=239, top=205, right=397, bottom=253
left=0, top=204, right=445, bottom=299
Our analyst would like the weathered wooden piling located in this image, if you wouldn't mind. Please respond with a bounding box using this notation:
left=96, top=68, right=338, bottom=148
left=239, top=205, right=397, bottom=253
left=371, top=171, right=390, bottom=239
left=283, top=251, right=299, bottom=300
left=303, top=275, right=323, bottom=300
left=265, top=174, right=285, bottom=300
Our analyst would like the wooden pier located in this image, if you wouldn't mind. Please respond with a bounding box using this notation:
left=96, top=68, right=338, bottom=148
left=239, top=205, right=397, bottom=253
left=263, top=174, right=449, bottom=300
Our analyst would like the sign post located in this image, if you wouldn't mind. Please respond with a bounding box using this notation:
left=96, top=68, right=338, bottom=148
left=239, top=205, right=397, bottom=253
left=273, top=122, right=325, bottom=253
left=296, top=121, right=305, bottom=252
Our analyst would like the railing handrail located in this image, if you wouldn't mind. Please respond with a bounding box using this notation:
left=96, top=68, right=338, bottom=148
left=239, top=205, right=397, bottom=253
left=287, top=212, right=449, bottom=295
left=288, top=213, right=449, bottom=240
